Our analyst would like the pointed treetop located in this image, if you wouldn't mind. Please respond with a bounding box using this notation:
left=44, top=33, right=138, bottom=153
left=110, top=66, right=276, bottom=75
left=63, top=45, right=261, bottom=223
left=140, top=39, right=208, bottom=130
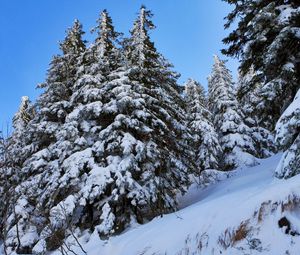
left=213, top=54, right=220, bottom=63
left=127, top=5, right=159, bottom=69
left=92, top=9, right=121, bottom=58
left=213, top=55, right=223, bottom=69
left=184, top=78, right=222, bottom=171
left=60, top=19, right=86, bottom=55
left=130, top=5, right=156, bottom=39
left=138, top=5, right=155, bottom=31
left=185, top=79, right=207, bottom=106
left=18, top=96, right=30, bottom=118
left=185, top=78, right=201, bottom=86
left=213, top=54, right=227, bottom=68
left=13, top=96, right=32, bottom=129
left=185, top=78, right=205, bottom=94
left=209, top=54, right=233, bottom=83
left=208, top=54, right=236, bottom=115
left=21, top=96, right=29, bottom=104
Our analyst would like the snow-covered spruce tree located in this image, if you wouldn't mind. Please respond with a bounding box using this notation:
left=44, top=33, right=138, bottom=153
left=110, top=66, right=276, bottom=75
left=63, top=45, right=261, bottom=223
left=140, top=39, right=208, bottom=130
left=38, top=19, right=86, bottom=121
left=3, top=21, right=86, bottom=254
left=8, top=96, right=34, bottom=174
left=45, top=9, right=126, bottom=239
left=92, top=9, right=123, bottom=73
left=0, top=96, right=34, bottom=253
left=76, top=9, right=122, bottom=80
left=122, top=5, right=192, bottom=219
left=0, top=131, right=3, bottom=161
left=184, top=78, right=222, bottom=172
left=223, top=0, right=300, bottom=178
left=1, top=96, right=34, bottom=190
left=222, top=0, right=300, bottom=131
left=7, top=10, right=123, bottom=252
left=236, top=67, right=262, bottom=124
left=275, top=89, right=300, bottom=178
left=0, top=131, right=6, bottom=241
left=59, top=6, right=192, bottom=237
left=0, top=133, right=11, bottom=251
left=237, top=68, right=276, bottom=158
left=208, top=55, right=257, bottom=170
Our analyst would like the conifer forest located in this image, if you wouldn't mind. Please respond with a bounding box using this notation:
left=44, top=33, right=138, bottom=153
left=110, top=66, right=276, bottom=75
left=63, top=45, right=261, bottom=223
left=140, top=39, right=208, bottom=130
left=0, top=1, right=300, bottom=254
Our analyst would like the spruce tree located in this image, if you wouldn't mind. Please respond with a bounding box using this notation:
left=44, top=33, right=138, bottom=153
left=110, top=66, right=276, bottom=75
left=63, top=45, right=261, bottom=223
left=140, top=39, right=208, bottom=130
left=1, top=96, right=34, bottom=186
left=38, top=19, right=86, bottom=120
left=4, top=11, right=124, bottom=251
left=49, top=10, right=125, bottom=237
left=93, top=9, right=122, bottom=70
left=0, top=133, right=9, bottom=250
left=73, top=9, right=122, bottom=95
left=0, top=96, right=35, bottom=254
left=275, top=89, right=300, bottom=178
left=4, top=21, right=86, bottom=253
left=222, top=0, right=300, bottom=131
left=208, top=55, right=257, bottom=170
left=237, top=69, right=276, bottom=158
left=223, top=0, right=300, bottom=178
left=10, top=96, right=35, bottom=168
left=123, top=4, right=192, bottom=218
left=184, top=79, right=222, bottom=172
left=0, top=131, right=3, bottom=162
left=0, top=132, right=7, bottom=243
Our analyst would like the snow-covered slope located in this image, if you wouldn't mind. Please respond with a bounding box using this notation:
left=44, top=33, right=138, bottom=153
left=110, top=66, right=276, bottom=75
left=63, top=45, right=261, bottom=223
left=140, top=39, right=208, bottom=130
left=44, top=154, right=300, bottom=254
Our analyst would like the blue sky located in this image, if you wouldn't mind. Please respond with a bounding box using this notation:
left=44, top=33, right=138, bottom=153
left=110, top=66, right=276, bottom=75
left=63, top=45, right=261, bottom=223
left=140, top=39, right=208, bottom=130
left=0, top=0, right=237, bottom=128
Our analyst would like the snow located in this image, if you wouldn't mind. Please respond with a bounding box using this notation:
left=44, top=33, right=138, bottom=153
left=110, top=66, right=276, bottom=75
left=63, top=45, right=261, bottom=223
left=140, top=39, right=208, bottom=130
left=97, top=203, right=116, bottom=235
left=33, top=153, right=300, bottom=255
left=278, top=5, right=294, bottom=23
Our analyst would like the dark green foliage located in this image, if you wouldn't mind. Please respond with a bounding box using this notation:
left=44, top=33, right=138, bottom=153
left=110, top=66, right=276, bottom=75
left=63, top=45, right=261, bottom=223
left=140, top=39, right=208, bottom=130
left=222, top=0, right=300, bottom=130
left=223, top=0, right=300, bottom=179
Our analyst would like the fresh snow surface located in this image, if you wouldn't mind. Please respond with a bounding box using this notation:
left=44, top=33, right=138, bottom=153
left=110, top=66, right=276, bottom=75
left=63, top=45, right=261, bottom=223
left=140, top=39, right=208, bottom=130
left=3, top=154, right=300, bottom=255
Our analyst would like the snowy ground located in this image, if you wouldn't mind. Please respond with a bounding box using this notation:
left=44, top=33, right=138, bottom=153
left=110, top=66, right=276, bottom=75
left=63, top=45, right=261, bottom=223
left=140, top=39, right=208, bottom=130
left=3, top=153, right=300, bottom=255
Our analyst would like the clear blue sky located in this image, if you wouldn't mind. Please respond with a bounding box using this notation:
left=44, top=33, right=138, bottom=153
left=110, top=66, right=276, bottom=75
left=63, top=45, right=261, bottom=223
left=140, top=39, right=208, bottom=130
left=0, top=0, right=237, bottom=128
